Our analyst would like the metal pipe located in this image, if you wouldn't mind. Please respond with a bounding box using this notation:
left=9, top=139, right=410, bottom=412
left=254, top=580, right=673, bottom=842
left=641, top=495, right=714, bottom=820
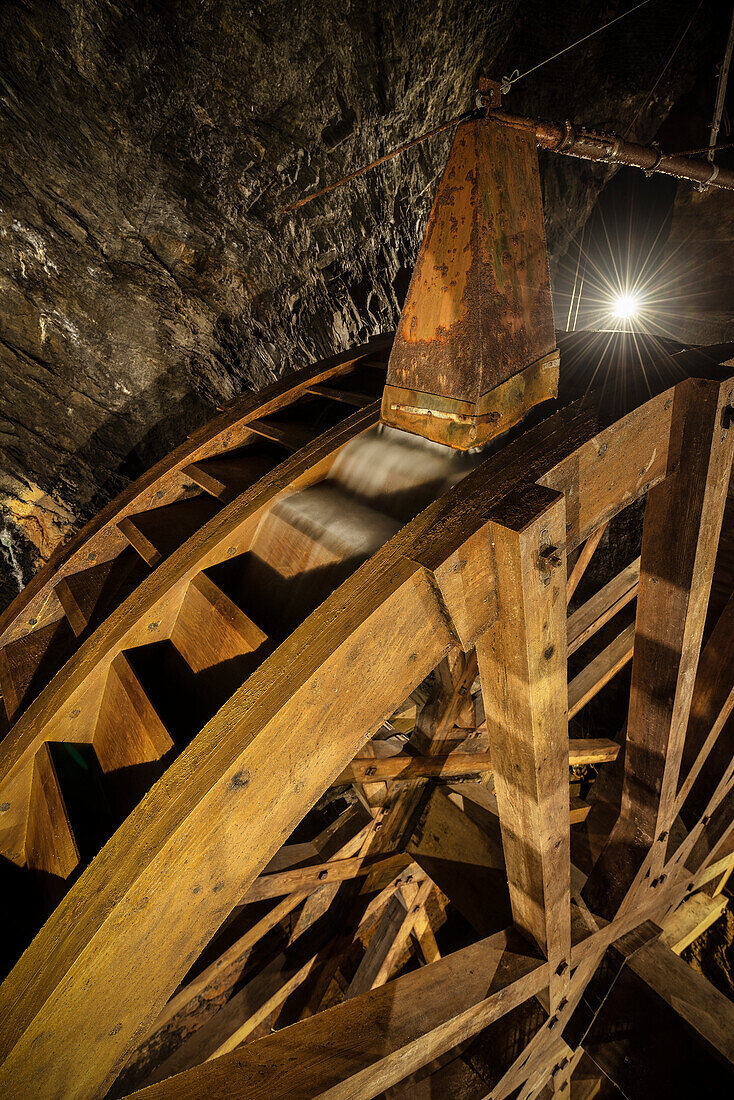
left=490, top=108, right=734, bottom=191
left=707, top=6, right=734, bottom=163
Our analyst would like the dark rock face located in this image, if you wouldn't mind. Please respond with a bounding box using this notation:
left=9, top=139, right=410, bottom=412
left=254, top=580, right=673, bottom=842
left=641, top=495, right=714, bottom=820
left=0, top=0, right=717, bottom=608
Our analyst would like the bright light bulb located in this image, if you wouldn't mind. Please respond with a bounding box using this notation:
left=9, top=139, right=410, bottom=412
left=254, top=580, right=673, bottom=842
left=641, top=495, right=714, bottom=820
left=612, top=293, right=640, bottom=320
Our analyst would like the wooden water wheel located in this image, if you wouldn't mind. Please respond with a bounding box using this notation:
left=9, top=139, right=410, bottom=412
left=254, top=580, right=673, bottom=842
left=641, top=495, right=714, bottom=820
left=1, top=109, right=734, bottom=1100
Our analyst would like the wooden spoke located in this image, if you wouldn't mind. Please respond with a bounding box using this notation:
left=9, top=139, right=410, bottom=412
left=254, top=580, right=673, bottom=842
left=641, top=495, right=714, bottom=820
left=332, top=737, right=619, bottom=785
left=477, top=483, right=570, bottom=1008
left=567, top=556, right=640, bottom=656
left=567, top=521, right=608, bottom=602
left=130, top=930, right=547, bottom=1100
left=567, top=622, right=635, bottom=719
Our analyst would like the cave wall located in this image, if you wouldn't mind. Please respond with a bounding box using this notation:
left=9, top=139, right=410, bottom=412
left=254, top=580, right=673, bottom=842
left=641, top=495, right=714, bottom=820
left=0, top=0, right=716, bottom=609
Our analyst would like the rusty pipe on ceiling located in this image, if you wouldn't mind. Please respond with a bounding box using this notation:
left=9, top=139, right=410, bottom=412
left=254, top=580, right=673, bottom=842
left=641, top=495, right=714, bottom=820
left=489, top=108, right=734, bottom=191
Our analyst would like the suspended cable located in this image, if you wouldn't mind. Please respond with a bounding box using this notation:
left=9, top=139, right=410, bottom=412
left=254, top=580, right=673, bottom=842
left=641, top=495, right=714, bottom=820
left=623, top=0, right=703, bottom=140
left=501, top=0, right=657, bottom=93
left=282, top=107, right=480, bottom=212
left=707, top=5, right=734, bottom=162
left=566, top=221, right=587, bottom=331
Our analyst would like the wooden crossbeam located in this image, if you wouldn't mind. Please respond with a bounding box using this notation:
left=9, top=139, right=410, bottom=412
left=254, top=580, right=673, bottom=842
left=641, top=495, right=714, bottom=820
left=333, top=738, right=619, bottom=785
left=567, top=522, right=607, bottom=602
left=241, top=851, right=411, bottom=904
left=476, top=484, right=570, bottom=1009
left=567, top=557, right=640, bottom=656
left=675, top=588, right=734, bottom=820
left=346, top=879, right=431, bottom=997
left=129, top=930, right=547, bottom=1100
left=567, top=623, right=635, bottom=719
left=584, top=377, right=734, bottom=918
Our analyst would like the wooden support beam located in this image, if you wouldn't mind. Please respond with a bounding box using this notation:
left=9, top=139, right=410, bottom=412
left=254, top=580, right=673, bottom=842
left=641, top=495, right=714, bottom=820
left=305, top=383, right=373, bottom=407
left=567, top=522, right=607, bottom=602
left=675, top=588, right=734, bottom=821
left=333, top=738, right=619, bottom=786
left=567, top=557, right=639, bottom=656
left=567, top=623, right=635, bottom=720
left=129, top=930, right=548, bottom=1100
left=660, top=890, right=728, bottom=954
left=346, top=880, right=425, bottom=998
left=477, top=483, right=570, bottom=1009
left=240, top=851, right=411, bottom=905
left=584, top=376, right=734, bottom=918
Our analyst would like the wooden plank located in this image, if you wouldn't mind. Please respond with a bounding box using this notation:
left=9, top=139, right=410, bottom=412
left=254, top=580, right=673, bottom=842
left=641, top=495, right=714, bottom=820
left=333, top=738, right=619, bottom=786
left=476, top=483, right=570, bottom=1009
left=117, top=496, right=221, bottom=568
left=170, top=573, right=269, bottom=673
left=129, top=930, right=548, bottom=1100
left=24, top=742, right=79, bottom=884
left=567, top=623, right=635, bottom=719
left=675, top=588, right=734, bottom=820
left=245, top=418, right=318, bottom=451
left=567, top=558, right=640, bottom=656
left=567, top=522, right=607, bottom=602
left=584, top=376, right=734, bottom=918
left=183, top=444, right=285, bottom=504
left=93, top=652, right=174, bottom=774
left=241, top=851, right=411, bottom=904
left=660, top=891, right=728, bottom=954
left=305, top=383, right=373, bottom=407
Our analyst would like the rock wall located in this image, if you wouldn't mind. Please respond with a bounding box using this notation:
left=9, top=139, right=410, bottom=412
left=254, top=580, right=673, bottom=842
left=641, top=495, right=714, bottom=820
left=0, top=0, right=716, bottom=609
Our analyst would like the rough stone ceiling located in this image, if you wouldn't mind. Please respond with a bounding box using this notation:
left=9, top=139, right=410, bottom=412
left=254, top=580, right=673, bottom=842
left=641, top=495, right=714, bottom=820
left=0, top=0, right=724, bottom=607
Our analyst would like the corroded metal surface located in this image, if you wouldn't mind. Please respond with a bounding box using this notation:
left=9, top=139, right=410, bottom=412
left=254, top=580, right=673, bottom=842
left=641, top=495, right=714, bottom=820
left=381, top=115, right=556, bottom=447
left=382, top=349, right=559, bottom=450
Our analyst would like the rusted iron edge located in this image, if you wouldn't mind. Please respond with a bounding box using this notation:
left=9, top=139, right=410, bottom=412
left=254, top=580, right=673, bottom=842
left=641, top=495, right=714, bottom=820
left=381, top=349, right=559, bottom=450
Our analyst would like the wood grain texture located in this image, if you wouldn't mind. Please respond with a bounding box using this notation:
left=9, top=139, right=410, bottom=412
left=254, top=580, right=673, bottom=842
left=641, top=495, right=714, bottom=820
left=584, top=376, right=734, bottom=918
left=130, top=930, right=547, bottom=1100
left=477, top=483, right=570, bottom=1008
left=24, top=742, right=79, bottom=882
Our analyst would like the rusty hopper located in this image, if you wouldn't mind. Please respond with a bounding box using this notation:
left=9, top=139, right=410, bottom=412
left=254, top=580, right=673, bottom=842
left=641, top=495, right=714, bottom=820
left=381, top=114, right=558, bottom=450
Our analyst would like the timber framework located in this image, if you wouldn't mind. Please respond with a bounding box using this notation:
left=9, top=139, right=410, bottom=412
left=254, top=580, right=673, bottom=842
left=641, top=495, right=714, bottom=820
left=0, top=93, right=733, bottom=1100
